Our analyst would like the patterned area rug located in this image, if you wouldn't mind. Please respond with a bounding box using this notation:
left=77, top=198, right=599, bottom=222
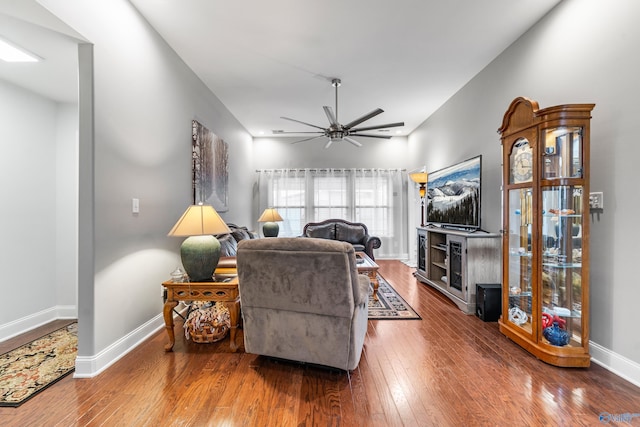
left=369, top=275, right=421, bottom=320
left=0, top=322, right=77, bottom=407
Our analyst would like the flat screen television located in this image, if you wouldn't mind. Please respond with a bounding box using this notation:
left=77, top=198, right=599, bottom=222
left=426, top=155, right=481, bottom=230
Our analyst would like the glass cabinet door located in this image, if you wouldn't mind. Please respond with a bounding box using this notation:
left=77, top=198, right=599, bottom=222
left=542, top=127, right=583, bottom=179
left=541, top=186, right=584, bottom=347
left=447, top=235, right=465, bottom=299
left=417, top=229, right=426, bottom=272
left=506, top=187, right=533, bottom=334
left=510, top=138, right=533, bottom=185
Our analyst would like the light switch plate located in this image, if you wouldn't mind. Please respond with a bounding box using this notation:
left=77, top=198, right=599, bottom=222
left=132, top=198, right=140, bottom=214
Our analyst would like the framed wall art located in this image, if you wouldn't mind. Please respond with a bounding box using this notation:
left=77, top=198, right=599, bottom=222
left=192, top=120, right=229, bottom=211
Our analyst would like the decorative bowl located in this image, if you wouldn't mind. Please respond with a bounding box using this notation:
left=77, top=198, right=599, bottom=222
left=543, top=322, right=570, bottom=346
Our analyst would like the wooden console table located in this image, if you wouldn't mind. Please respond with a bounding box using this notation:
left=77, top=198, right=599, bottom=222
left=162, top=277, right=240, bottom=352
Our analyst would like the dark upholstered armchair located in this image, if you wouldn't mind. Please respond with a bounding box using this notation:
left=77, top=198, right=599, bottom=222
left=237, top=237, right=369, bottom=371
left=215, top=223, right=257, bottom=280
left=302, top=219, right=381, bottom=260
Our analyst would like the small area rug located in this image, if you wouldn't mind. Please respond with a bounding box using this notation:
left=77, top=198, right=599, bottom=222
left=369, top=275, right=421, bottom=320
left=0, top=322, right=77, bottom=407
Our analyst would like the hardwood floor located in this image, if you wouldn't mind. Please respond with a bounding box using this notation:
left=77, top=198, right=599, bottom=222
left=2, top=260, right=639, bottom=426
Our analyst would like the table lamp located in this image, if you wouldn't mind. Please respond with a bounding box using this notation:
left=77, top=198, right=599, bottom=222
left=258, top=207, right=283, bottom=237
left=168, top=203, right=231, bottom=282
left=409, top=169, right=428, bottom=227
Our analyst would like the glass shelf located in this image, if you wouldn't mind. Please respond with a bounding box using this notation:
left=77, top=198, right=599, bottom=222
left=542, top=213, right=581, bottom=219
left=510, top=291, right=532, bottom=297
left=542, top=306, right=582, bottom=319
left=509, top=251, right=532, bottom=258
left=542, top=262, right=582, bottom=269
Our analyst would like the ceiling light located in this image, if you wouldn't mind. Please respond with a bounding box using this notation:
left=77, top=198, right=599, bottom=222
left=0, top=37, right=40, bottom=62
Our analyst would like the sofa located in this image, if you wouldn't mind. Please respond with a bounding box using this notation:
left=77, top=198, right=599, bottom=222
left=215, top=223, right=257, bottom=280
left=237, top=237, right=369, bottom=371
left=302, top=219, right=381, bottom=260
left=218, top=223, right=257, bottom=257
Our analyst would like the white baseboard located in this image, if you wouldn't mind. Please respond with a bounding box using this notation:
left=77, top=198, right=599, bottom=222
left=0, top=305, right=77, bottom=342
left=74, top=314, right=165, bottom=378
left=590, top=340, right=640, bottom=388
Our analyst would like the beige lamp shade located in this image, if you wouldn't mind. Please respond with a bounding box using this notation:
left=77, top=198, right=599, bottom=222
left=258, top=208, right=283, bottom=223
left=168, top=204, right=231, bottom=237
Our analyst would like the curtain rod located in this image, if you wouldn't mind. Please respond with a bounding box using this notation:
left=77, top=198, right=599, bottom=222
left=256, top=168, right=406, bottom=172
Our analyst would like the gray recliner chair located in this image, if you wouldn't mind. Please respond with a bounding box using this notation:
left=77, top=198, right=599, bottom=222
left=237, top=237, right=369, bottom=371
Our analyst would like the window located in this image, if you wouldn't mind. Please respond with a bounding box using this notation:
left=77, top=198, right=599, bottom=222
left=355, top=173, right=391, bottom=237
left=314, top=172, right=348, bottom=220
left=257, top=169, right=407, bottom=258
left=271, top=173, right=305, bottom=237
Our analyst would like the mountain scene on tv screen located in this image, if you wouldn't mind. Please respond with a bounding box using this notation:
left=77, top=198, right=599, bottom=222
left=427, top=158, right=480, bottom=227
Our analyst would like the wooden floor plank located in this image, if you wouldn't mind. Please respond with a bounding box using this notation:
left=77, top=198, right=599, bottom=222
left=1, top=260, right=639, bottom=426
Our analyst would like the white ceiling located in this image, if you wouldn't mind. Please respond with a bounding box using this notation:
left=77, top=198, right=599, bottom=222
left=129, top=0, right=562, bottom=138
left=0, top=1, right=82, bottom=104
left=1, top=0, right=562, bottom=138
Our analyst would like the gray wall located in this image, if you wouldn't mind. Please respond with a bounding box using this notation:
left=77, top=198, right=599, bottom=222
left=0, top=79, right=77, bottom=337
left=253, top=135, right=409, bottom=170
left=409, top=0, right=640, bottom=375
left=55, top=103, right=79, bottom=311
left=41, top=0, right=253, bottom=374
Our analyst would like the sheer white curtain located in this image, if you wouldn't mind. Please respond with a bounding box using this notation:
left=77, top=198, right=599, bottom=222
left=256, top=168, right=408, bottom=259
left=353, top=168, right=408, bottom=259
left=256, top=168, right=307, bottom=237
left=313, top=168, right=348, bottom=220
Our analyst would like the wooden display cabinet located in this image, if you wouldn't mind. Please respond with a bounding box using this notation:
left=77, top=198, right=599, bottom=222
left=498, top=97, right=594, bottom=367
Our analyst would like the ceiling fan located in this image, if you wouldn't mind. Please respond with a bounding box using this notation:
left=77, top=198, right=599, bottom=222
left=273, top=78, right=404, bottom=148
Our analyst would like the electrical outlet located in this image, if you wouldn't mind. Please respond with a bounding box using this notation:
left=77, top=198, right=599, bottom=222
left=589, top=192, right=603, bottom=210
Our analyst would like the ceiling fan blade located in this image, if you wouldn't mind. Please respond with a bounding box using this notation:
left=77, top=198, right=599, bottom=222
left=348, top=133, right=392, bottom=139
left=349, top=121, right=405, bottom=133
left=281, top=116, right=327, bottom=131
left=323, top=106, right=338, bottom=126
left=343, top=108, right=384, bottom=129
left=290, top=135, right=326, bottom=144
left=273, top=130, right=324, bottom=135
left=324, top=139, right=333, bottom=149
left=343, top=136, right=363, bottom=147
